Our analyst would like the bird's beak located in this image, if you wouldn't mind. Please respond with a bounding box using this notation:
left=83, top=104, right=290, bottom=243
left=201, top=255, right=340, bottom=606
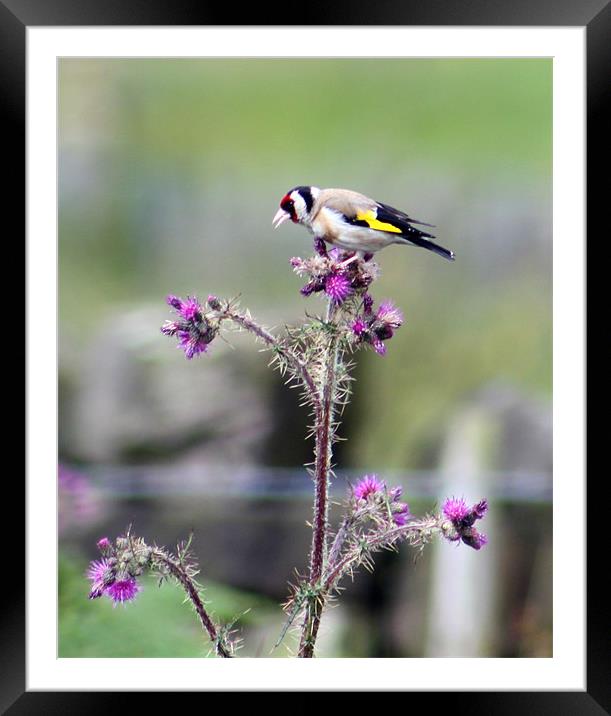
left=272, top=208, right=291, bottom=229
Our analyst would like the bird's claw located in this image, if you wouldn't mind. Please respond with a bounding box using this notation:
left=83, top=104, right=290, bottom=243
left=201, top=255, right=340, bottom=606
left=337, top=253, right=360, bottom=269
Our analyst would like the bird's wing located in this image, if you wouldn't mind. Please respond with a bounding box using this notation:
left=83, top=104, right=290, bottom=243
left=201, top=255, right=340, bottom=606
left=374, top=202, right=457, bottom=261
left=317, top=189, right=435, bottom=237
left=376, top=202, right=436, bottom=228
left=344, top=201, right=437, bottom=239
left=316, top=188, right=378, bottom=217
left=317, top=189, right=454, bottom=261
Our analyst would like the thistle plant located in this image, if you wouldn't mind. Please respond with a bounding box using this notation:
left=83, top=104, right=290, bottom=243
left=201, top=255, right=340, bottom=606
left=87, top=529, right=236, bottom=657
left=87, top=238, right=488, bottom=658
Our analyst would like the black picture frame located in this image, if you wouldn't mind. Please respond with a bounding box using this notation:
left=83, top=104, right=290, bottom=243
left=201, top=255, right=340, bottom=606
left=9, top=0, right=604, bottom=711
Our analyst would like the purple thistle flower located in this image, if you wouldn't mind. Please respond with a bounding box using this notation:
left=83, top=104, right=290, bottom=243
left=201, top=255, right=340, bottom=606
left=161, top=320, right=180, bottom=336
left=324, top=273, right=352, bottom=304
left=165, top=294, right=204, bottom=322
left=393, top=502, right=411, bottom=526
left=163, top=294, right=217, bottom=359
left=354, top=474, right=385, bottom=500
left=376, top=301, right=404, bottom=328
left=389, top=485, right=410, bottom=525
left=166, top=295, right=183, bottom=310
left=442, top=497, right=470, bottom=523
left=177, top=330, right=209, bottom=360
left=389, top=486, right=403, bottom=501
left=300, top=280, right=321, bottom=297
left=461, top=529, right=488, bottom=550
left=106, top=577, right=141, bottom=605
left=87, top=558, right=109, bottom=581
left=179, top=296, right=203, bottom=322
left=372, top=338, right=387, bottom=356
left=471, top=499, right=489, bottom=520
left=352, top=317, right=368, bottom=336
left=442, top=497, right=489, bottom=550
left=87, top=558, right=113, bottom=599
left=96, top=537, right=112, bottom=553
left=351, top=299, right=404, bottom=356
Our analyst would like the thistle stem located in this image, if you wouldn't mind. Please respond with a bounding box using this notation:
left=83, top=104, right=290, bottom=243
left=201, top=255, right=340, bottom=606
left=322, top=517, right=441, bottom=594
left=224, top=308, right=322, bottom=417
left=152, top=550, right=232, bottom=658
left=327, top=514, right=353, bottom=568
left=298, top=300, right=340, bottom=658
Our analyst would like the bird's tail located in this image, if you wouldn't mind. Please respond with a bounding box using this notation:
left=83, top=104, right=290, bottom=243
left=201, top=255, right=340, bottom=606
left=402, top=231, right=455, bottom=261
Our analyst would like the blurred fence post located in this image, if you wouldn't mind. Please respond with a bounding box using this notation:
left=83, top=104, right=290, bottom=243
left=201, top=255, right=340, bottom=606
left=424, top=406, right=499, bottom=656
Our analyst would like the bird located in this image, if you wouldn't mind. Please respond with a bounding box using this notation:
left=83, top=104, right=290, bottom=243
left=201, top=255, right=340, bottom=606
left=272, top=186, right=454, bottom=261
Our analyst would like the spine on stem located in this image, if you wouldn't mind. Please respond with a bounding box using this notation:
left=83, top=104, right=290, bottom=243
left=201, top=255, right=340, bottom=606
left=299, top=301, right=340, bottom=658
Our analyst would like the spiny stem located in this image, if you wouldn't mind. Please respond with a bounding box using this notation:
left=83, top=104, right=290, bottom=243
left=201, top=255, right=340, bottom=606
left=152, top=549, right=232, bottom=658
left=322, top=517, right=441, bottom=593
left=299, top=299, right=340, bottom=658
left=310, top=301, right=340, bottom=582
left=327, top=514, right=353, bottom=568
left=223, top=308, right=322, bottom=417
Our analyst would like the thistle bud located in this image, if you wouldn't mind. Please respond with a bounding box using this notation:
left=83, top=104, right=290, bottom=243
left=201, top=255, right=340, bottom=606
left=97, top=537, right=112, bottom=555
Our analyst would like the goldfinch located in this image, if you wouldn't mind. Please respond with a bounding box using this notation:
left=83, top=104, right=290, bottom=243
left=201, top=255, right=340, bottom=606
left=272, top=186, right=455, bottom=261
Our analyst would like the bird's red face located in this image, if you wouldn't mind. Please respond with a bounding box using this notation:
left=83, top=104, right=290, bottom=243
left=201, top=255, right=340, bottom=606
left=272, top=191, right=298, bottom=229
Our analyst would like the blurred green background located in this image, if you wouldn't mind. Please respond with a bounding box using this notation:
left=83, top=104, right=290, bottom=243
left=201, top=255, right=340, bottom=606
left=59, top=58, right=552, bottom=658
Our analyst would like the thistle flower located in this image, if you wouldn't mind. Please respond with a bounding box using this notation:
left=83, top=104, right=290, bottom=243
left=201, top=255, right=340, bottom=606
left=461, top=529, right=488, bottom=551
left=300, top=278, right=325, bottom=297
left=162, top=294, right=217, bottom=360
left=351, top=299, right=404, bottom=356
left=88, top=531, right=147, bottom=603
left=471, top=499, right=489, bottom=520
left=352, top=475, right=411, bottom=527
left=179, top=296, right=203, bottom=322
left=96, top=537, right=112, bottom=554
left=442, top=497, right=470, bottom=523
left=352, top=317, right=368, bottom=337
left=177, top=329, right=209, bottom=359
left=166, top=295, right=183, bottom=311
left=87, top=558, right=113, bottom=599
left=160, top=320, right=180, bottom=336
left=389, top=486, right=411, bottom=526
left=325, top=273, right=352, bottom=304
left=106, top=577, right=141, bottom=605
left=376, top=301, right=404, bottom=329
left=354, top=474, right=385, bottom=500
left=441, top=497, right=489, bottom=549
left=290, top=257, right=307, bottom=272
left=290, top=249, right=379, bottom=301
left=372, top=338, right=387, bottom=356
left=393, top=502, right=411, bottom=526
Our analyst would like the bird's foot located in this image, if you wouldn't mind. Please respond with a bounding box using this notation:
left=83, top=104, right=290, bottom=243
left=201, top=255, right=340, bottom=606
left=337, top=252, right=360, bottom=269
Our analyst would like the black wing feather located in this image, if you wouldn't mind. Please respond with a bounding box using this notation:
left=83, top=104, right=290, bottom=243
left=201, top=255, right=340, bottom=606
left=377, top=202, right=436, bottom=228
left=375, top=202, right=455, bottom=262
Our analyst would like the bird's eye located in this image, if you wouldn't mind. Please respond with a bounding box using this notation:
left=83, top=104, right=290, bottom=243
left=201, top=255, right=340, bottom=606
left=281, top=197, right=294, bottom=211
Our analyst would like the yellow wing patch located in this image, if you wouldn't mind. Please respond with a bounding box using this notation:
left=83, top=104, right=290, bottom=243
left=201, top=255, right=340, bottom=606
left=355, top=209, right=402, bottom=233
